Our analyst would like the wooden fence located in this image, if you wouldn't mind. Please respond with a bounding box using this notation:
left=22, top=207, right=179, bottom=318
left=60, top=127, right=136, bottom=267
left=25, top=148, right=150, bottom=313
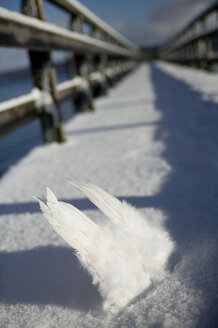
left=160, top=1, right=218, bottom=70
left=0, top=0, right=142, bottom=142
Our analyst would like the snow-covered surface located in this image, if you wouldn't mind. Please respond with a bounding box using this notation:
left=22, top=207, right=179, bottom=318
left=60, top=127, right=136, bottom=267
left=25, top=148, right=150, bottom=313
left=0, top=63, right=217, bottom=327
left=157, top=61, right=218, bottom=103
left=57, top=76, right=86, bottom=93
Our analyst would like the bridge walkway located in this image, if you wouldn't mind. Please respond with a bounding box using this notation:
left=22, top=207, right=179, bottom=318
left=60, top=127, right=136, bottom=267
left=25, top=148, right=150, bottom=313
left=0, top=62, right=217, bottom=327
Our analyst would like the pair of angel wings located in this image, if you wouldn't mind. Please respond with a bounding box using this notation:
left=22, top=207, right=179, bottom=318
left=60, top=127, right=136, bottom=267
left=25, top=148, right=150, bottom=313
left=34, top=180, right=174, bottom=310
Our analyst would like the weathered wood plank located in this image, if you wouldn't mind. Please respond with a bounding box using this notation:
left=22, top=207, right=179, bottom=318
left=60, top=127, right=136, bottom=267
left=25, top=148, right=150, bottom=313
left=47, top=0, right=138, bottom=51
left=0, top=63, right=135, bottom=139
left=0, top=7, right=140, bottom=58
left=0, top=92, right=38, bottom=138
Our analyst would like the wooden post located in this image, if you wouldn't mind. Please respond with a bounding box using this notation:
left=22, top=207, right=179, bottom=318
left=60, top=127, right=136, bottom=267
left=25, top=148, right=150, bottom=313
left=69, top=14, right=94, bottom=112
left=91, top=26, right=108, bottom=96
left=74, top=54, right=94, bottom=112
left=22, top=0, right=65, bottom=143
left=70, top=13, right=83, bottom=33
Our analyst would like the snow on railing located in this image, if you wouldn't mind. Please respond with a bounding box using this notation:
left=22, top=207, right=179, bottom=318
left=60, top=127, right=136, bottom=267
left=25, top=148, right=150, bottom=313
left=0, top=0, right=142, bottom=142
left=160, top=1, right=218, bottom=70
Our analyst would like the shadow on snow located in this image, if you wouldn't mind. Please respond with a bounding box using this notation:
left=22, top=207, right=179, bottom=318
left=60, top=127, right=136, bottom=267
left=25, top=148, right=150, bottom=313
left=150, top=64, right=218, bottom=327
left=0, top=245, right=102, bottom=311
left=1, top=65, right=218, bottom=324
left=68, top=121, right=158, bottom=136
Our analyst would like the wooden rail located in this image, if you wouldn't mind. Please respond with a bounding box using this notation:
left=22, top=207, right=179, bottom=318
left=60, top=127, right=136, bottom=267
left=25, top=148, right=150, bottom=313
left=160, top=1, right=218, bottom=70
left=0, top=0, right=142, bottom=142
left=47, top=0, right=138, bottom=51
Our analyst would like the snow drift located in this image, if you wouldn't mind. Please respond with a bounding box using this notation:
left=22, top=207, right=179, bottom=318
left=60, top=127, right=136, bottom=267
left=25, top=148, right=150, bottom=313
left=35, top=180, right=175, bottom=311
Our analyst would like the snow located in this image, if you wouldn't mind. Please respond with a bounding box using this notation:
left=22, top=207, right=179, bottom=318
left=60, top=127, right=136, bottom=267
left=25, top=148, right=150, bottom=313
left=0, top=77, right=90, bottom=115
left=57, top=76, right=87, bottom=94
left=0, top=63, right=218, bottom=327
left=0, top=88, right=38, bottom=113
left=157, top=61, right=218, bottom=103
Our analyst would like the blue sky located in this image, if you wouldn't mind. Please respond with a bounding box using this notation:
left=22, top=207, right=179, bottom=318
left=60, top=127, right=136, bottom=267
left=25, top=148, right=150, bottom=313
left=0, top=0, right=214, bottom=72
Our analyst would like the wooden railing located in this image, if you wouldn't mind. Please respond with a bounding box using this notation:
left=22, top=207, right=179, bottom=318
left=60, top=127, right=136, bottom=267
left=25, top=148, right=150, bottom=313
left=0, top=0, right=142, bottom=142
left=159, top=1, right=218, bottom=70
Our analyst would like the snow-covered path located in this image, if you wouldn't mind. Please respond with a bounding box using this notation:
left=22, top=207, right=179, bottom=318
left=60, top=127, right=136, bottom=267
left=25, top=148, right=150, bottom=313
left=0, top=63, right=217, bottom=327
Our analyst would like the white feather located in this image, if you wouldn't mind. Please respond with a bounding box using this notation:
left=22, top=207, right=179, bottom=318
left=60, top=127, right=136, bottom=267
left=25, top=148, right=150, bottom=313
left=68, top=179, right=124, bottom=223
left=35, top=181, right=175, bottom=311
left=46, top=187, right=58, bottom=204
